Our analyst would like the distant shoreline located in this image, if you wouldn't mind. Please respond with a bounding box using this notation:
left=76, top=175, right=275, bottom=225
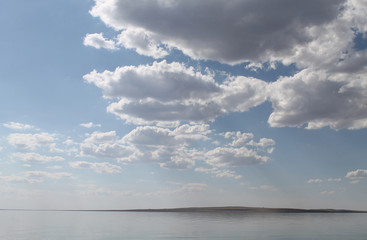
left=2, top=206, right=365, bottom=213
left=117, top=206, right=367, bottom=213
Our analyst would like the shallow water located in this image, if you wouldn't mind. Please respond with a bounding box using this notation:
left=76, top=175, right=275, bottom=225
left=0, top=210, right=366, bottom=239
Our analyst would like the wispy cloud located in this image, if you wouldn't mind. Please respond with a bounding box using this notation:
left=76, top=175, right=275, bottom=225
left=80, top=122, right=102, bottom=128
left=307, top=179, right=324, bottom=184
left=69, top=161, right=121, bottom=174
left=3, top=122, right=34, bottom=130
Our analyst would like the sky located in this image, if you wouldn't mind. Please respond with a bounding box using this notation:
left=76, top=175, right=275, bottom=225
left=0, top=0, right=367, bottom=210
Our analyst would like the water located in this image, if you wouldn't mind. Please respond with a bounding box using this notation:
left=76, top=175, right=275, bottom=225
left=0, top=210, right=366, bottom=239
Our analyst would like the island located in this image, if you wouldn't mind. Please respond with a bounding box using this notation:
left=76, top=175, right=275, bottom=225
left=97, top=206, right=367, bottom=213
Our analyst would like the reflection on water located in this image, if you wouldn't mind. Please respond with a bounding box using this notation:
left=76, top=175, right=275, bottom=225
left=0, top=210, right=366, bottom=239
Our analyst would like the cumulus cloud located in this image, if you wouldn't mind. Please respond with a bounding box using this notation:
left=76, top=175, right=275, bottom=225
left=84, top=131, right=117, bottom=143
left=206, top=147, right=269, bottom=167
left=69, top=161, right=121, bottom=174
left=80, top=122, right=101, bottom=128
left=3, top=122, right=34, bottom=130
left=202, top=130, right=274, bottom=167
left=117, top=28, right=169, bottom=58
left=345, top=169, right=367, bottom=179
left=89, top=0, right=344, bottom=64
left=12, top=152, right=64, bottom=163
left=269, top=69, right=367, bottom=130
left=7, top=132, right=56, bottom=150
left=84, top=61, right=267, bottom=126
left=83, top=33, right=118, bottom=50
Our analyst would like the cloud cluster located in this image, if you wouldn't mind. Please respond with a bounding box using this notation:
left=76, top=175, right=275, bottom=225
left=80, top=125, right=274, bottom=170
left=84, top=60, right=267, bottom=126
left=205, top=131, right=274, bottom=167
left=80, top=125, right=209, bottom=169
left=86, top=0, right=367, bottom=130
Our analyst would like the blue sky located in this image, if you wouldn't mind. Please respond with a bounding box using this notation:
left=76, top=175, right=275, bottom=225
left=1, top=0, right=367, bottom=210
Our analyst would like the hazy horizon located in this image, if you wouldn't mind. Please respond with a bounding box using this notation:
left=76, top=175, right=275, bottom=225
left=1, top=0, right=367, bottom=211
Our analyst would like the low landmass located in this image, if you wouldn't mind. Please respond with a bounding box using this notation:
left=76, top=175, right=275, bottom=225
left=1, top=206, right=366, bottom=213
left=106, top=206, right=367, bottom=213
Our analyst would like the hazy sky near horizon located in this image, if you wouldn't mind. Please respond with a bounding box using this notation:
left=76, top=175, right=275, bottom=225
left=1, top=0, right=367, bottom=210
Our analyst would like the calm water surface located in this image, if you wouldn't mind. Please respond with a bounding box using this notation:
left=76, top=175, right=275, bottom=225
left=0, top=210, right=366, bottom=239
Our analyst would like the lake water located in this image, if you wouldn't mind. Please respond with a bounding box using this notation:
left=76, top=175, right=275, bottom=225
left=0, top=210, right=366, bottom=239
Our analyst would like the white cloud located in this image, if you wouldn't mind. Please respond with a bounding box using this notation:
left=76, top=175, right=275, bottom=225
left=247, top=138, right=276, bottom=148
left=69, top=161, right=121, bottom=174
left=83, top=33, right=118, bottom=50
left=46, top=166, right=63, bottom=170
left=84, top=61, right=267, bottom=126
left=345, top=169, right=367, bottom=179
left=63, top=138, right=75, bottom=146
left=90, top=0, right=344, bottom=64
left=308, top=178, right=324, bottom=183
left=176, top=183, right=207, bottom=193
left=0, top=171, right=72, bottom=184
left=49, top=143, right=64, bottom=153
left=206, top=147, right=269, bottom=167
left=248, top=185, right=277, bottom=191
left=3, top=122, right=34, bottom=130
left=7, top=132, right=56, bottom=150
left=24, top=171, right=72, bottom=182
left=117, top=28, right=168, bottom=58
left=269, top=69, right=367, bottom=130
left=195, top=167, right=242, bottom=179
left=259, top=185, right=278, bottom=191
left=121, top=125, right=209, bottom=169
left=80, top=122, right=101, bottom=128
left=204, top=131, right=274, bottom=168
left=321, top=190, right=335, bottom=195
left=12, top=152, right=64, bottom=163
left=0, top=175, right=30, bottom=184
left=80, top=141, right=133, bottom=160
left=84, top=61, right=219, bottom=101
left=225, top=131, right=254, bottom=147
left=84, top=131, right=117, bottom=143
left=328, top=178, right=342, bottom=182
left=349, top=180, right=360, bottom=184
